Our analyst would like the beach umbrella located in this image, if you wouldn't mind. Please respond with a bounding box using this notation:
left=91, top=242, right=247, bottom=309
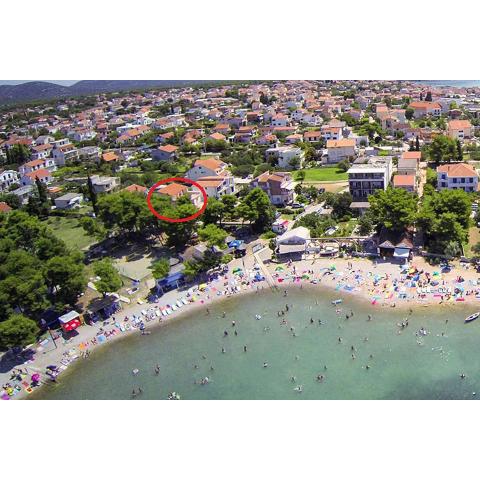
left=199, top=283, right=207, bottom=290
left=31, top=373, right=40, bottom=382
left=275, top=266, right=284, bottom=271
left=232, top=267, right=242, bottom=274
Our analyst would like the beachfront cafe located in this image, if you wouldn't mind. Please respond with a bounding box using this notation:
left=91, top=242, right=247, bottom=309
left=376, top=229, right=413, bottom=262
left=58, top=310, right=83, bottom=333
left=85, top=296, right=122, bottom=323
left=156, top=271, right=185, bottom=294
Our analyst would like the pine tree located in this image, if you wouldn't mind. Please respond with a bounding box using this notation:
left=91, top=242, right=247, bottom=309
left=415, top=136, right=420, bottom=151
left=87, top=175, right=98, bottom=215
left=425, top=91, right=432, bottom=102
left=456, top=139, right=463, bottom=161
left=35, top=176, right=48, bottom=203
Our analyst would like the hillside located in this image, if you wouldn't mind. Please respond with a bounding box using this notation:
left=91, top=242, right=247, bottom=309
left=0, top=80, right=224, bottom=105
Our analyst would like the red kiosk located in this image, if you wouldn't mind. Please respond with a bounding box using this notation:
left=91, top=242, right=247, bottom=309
left=58, top=311, right=82, bottom=333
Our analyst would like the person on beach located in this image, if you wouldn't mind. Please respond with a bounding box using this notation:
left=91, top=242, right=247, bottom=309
left=222, top=312, right=226, bottom=318
left=206, top=308, right=210, bottom=315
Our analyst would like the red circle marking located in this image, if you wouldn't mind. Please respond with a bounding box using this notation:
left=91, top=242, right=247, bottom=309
left=146, top=177, right=208, bottom=223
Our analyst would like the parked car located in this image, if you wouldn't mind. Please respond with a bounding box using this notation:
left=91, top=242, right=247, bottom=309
left=290, top=202, right=305, bottom=209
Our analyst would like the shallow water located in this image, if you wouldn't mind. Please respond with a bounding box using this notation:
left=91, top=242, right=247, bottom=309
left=33, top=288, right=480, bottom=400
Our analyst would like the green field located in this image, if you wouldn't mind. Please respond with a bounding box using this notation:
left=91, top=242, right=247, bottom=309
left=294, top=167, right=348, bottom=182
left=42, top=216, right=97, bottom=250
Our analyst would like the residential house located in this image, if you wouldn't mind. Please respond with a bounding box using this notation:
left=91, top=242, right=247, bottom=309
left=265, top=146, right=304, bottom=170
left=303, top=130, right=322, bottom=143
left=0, top=169, right=20, bottom=192
left=447, top=120, right=473, bottom=141
left=156, top=182, right=189, bottom=201
left=397, top=158, right=418, bottom=177
left=326, top=138, right=356, bottom=164
left=52, top=143, right=79, bottom=166
left=151, top=144, right=179, bottom=161
left=409, top=101, right=442, bottom=118
left=21, top=168, right=53, bottom=186
left=393, top=174, right=416, bottom=193
left=90, top=175, right=120, bottom=193
left=251, top=171, right=295, bottom=206
left=186, top=157, right=229, bottom=180
left=54, top=192, right=84, bottom=209
left=321, top=126, right=342, bottom=142
left=11, top=185, right=33, bottom=204
left=437, top=163, right=478, bottom=192
left=196, top=176, right=235, bottom=199
left=31, top=143, right=53, bottom=160
left=19, top=158, right=56, bottom=175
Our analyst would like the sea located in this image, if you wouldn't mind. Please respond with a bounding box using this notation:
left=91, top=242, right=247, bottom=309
left=413, top=80, right=480, bottom=88
left=32, top=288, right=480, bottom=400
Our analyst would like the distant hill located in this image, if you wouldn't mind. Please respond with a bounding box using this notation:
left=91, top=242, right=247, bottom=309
left=0, top=80, right=225, bottom=105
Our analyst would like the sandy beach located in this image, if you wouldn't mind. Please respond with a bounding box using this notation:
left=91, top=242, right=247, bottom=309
left=3, top=250, right=480, bottom=400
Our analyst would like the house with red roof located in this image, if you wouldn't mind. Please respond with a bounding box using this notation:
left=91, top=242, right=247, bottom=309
left=437, top=163, right=478, bottom=192
left=447, top=120, right=473, bottom=140
left=409, top=101, right=442, bottom=118
left=152, top=144, right=179, bottom=161
left=21, top=168, right=53, bottom=186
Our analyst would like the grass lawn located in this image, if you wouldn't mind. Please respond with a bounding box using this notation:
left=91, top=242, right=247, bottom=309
left=42, top=216, right=98, bottom=250
left=294, top=167, right=348, bottom=182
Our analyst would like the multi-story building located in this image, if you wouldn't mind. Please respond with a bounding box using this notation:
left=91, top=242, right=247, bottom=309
left=437, top=163, right=478, bottom=192
left=347, top=156, right=393, bottom=210
left=251, top=171, right=295, bottom=206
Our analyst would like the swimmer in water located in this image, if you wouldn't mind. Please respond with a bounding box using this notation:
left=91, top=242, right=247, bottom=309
left=243, top=345, right=247, bottom=352
left=222, top=312, right=226, bottom=318
left=263, top=362, right=268, bottom=368
left=367, top=314, right=372, bottom=321
left=223, top=330, right=228, bottom=337
left=366, top=365, right=370, bottom=370
left=338, top=337, right=342, bottom=343
left=460, top=373, right=466, bottom=379
left=232, top=320, right=236, bottom=327
left=221, top=347, right=226, bottom=354
left=291, top=376, right=296, bottom=383
left=206, top=308, right=210, bottom=315
left=310, top=318, right=314, bottom=324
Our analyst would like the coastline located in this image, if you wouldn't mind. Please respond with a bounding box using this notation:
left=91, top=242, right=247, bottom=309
left=5, top=253, right=480, bottom=400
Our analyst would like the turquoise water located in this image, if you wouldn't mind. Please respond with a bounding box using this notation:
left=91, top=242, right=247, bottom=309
left=33, top=288, right=480, bottom=400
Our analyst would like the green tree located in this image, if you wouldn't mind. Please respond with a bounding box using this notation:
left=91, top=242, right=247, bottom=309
left=444, top=240, right=462, bottom=258
left=198, top=224, right=228, bottom=247
left=44, top=252, right=87, bottom=307
left=93, top=258, right=122, bottom=296
left=87, top=175, right=99, bottom=216
left=337, top=159, right=350, bottom=172
left=79, top=216, right=106, bottom=240
left=428, top=135, right=458, bottom=163
left=296, top=170, right=306, bottom=183
left=0, top=314, right=40, bottom=350
left=357, top=213, right=374, bottom=236
left=5, top=144, right=30, bottom=165
left=456, top=139, right=463, bottom=161
left=238, top=187, right=275, bottom=233
left=368, top=187, right=417, bottom=232
left=405, top=107, right=414, bottom=120
left=150, top=258, right=170, bottom=279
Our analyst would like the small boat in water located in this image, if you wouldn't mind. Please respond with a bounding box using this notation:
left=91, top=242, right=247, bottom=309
left=465, top=312, right=480, bottom=323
